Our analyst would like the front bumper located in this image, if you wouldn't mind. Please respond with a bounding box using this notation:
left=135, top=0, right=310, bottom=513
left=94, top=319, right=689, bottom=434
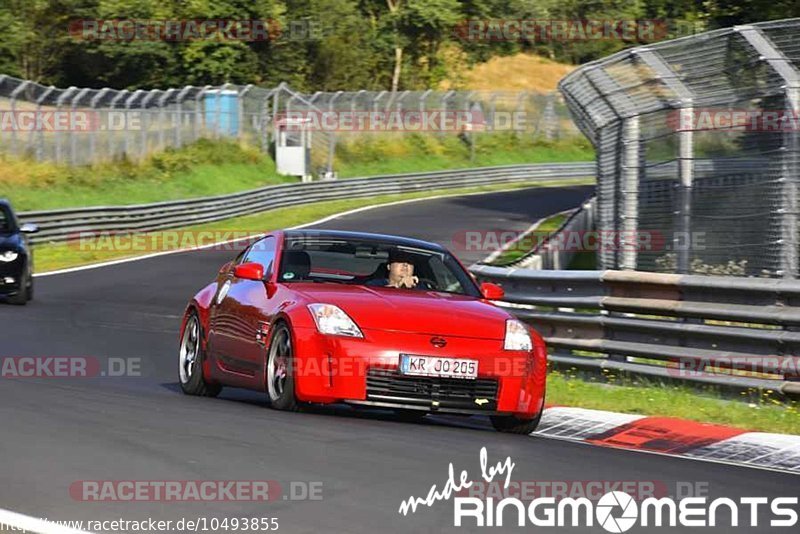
left=0, top=264, right=22, bottom=295
left=291, top=326, right=547, bottom=418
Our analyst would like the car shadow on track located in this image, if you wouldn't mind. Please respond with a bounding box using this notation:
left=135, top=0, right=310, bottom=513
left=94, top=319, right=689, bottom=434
left=161, top=381, right=499, bottom=433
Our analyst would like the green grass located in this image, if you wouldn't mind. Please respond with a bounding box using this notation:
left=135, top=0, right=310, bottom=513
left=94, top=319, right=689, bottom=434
left=488, top=211, right=569, bottom=266
left=336, top=135, right=595, bottom=178
left=1, top=135, right=594, bottom=212
left=1, top=139, right=292, bottom=211
left=567, top=250, right=597, bottom=269
left=548, top=369, right=800, bottom=435
left=34, top=178, right=594, bottom=273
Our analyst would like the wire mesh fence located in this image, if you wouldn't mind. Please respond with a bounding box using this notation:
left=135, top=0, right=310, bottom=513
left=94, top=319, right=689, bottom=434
left=0, top=76, right=580, bottom=174
left=560, top=18, right=800, bottom=278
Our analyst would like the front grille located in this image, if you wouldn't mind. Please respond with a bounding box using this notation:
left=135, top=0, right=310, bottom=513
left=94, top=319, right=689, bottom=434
left=366, top=368, right=499, bottom=412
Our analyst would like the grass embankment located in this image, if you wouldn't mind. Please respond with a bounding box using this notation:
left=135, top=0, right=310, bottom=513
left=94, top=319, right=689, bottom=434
left=441, top=53, right=574, bottom=93
left=1, top=140, right=292, bottom=211
left=488, top=211, right=569, bottom=265
left=548, top=369, right=800, bottom=435
left=335, top=134, right=593, bottom=178
left=1, top=135, right=594, bottom=212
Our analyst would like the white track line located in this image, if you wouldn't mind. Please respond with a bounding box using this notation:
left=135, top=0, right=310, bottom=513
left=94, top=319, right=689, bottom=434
left=35, top=183, right=566, bottom=278
left=0, top=508, right=93, bottom=534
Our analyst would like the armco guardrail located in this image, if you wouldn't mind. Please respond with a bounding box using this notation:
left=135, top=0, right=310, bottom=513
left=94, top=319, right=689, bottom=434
left=18, top=162, right=594, bottom=243
left=470, top=266, right=800, bottom=396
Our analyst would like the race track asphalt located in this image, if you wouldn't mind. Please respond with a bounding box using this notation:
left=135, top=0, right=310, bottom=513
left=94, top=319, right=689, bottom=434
left=0, top=184, right=796, bottom=534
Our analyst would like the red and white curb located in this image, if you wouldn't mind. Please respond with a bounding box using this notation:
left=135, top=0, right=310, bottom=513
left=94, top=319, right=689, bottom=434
left=534, top=407, right=800, bottom=474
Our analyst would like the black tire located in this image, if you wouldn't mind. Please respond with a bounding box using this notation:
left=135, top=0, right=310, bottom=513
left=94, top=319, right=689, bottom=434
left=395, top=409, right=427, bottom=423
left=8, top=270, right=29, bottom=306
left=178, top=311, right=222, bottom=397
left=26, top=275, right=33, bottom=301
left=490, top=410, right=543, bottom=435
left=265, top=323, right=300, bottom=411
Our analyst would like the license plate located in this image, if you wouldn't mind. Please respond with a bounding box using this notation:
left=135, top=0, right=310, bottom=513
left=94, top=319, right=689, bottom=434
left=399, top=355, right=478, bottom=380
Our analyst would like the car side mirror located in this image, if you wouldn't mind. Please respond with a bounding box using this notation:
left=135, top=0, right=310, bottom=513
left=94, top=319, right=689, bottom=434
left=480, top=282, right=505, bottom=300
left=233, top=262, right=265, bottom=281
left=20, top=223, right=39, bottom=234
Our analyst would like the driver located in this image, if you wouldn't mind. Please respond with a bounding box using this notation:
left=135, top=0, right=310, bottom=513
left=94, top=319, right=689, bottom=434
left=368, top=248, right=419, bottom=289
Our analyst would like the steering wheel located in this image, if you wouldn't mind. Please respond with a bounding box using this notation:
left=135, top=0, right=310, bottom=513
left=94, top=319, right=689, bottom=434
left=416, top=278, right=436, bottom=290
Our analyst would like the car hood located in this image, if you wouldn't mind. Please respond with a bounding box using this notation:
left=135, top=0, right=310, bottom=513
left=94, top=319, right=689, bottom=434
left=291, top=283, right=510, bottom=339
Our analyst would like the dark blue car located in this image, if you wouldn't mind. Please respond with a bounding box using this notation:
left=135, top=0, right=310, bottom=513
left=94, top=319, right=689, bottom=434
left=0, top=199, right=38, bottom=305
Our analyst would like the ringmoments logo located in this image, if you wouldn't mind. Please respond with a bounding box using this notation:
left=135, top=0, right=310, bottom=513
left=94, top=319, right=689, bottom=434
left=398, top=448, right=800, bottom=530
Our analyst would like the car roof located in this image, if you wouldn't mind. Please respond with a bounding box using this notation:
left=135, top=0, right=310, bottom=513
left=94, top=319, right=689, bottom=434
left=283, top=229, right=448, bottom=252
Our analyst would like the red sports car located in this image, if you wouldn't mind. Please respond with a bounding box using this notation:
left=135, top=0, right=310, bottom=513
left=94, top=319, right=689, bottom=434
left=178, top=230, right=547, bottom=434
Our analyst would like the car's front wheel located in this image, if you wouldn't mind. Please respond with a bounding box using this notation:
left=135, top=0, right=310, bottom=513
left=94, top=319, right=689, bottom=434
left=490, top=410, right=543, bottom=435
left=179, top=311, right=221, bottom=397
left=266, top=323, right=300, bottom=411
left=8, top=269, right=29, bottom=305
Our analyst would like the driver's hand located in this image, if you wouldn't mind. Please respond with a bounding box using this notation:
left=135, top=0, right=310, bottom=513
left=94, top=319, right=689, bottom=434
left=398, top=275, right=418, bottom=288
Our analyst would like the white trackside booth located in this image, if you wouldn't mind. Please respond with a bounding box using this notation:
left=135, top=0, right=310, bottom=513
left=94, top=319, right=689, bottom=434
left=275, top=117, right=312, bottom=182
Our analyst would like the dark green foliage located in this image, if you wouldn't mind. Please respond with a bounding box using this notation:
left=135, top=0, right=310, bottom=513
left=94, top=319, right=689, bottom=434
left=0, top=0, right=796, bottom=90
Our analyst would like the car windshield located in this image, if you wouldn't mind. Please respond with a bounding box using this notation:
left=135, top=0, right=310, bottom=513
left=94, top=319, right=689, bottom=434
left=279, top=237, right=480, bottom=297
left=0, top=207, right=12, bottom=234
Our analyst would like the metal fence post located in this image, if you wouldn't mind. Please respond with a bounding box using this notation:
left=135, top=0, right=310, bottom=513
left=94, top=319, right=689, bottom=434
left=543, top=92, right=556, bottom=140
left=352, top=90, right=365, bottom=114
left=195, top=86, right=211, bottom=142
left=158, top=89, right=175, bottom=150
left=108, top=90, right=129, bottom=160
left=124, top=90, right=144, bottom=158
left=69, top=88, right=91, bottom=165
left=786, top=85, right=800, bottom=279
left=33, top=86, right=56, bottom=162
left=396, top=90, right=409, bottom=112
left=89, top=88, right=112, bottom=162
left=140, top=90, right=160, bottom=159
left=324, top=91, right=343, bottom=176
left=736, top=25, right=800, bottom=278
left=373, top=90, right=387, bottom=113
left=9, top=81, right=31, bottom=157
left=583, top=66, right=636, bottom=270
left=621, top=116, right=641, bottom=270
left=259, top=90, right=274, bottom=154
left=55, top=86, right=78, bottom=163
left=636, top=49, right=696, bottom=274
left=238, top=84, right=253, bottom=141
left=419, top=89, right=432, bottom=115
left=174, top=86, right=193, bottom=148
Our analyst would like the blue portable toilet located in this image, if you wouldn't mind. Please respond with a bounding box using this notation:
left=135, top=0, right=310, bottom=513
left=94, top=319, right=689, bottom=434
left=204, top=89, right=239, bottom=136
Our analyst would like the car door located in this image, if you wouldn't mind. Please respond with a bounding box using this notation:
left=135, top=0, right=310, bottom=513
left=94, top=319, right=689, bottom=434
left=209, top=236, right=277, bottom=386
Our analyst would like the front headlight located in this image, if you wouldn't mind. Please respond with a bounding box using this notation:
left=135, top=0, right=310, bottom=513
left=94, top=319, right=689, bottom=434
left=0, top=251, right=19, bottom=263
left=308, top=303, right=364, bottom=338
left=504, top=319, right=532, bottom=351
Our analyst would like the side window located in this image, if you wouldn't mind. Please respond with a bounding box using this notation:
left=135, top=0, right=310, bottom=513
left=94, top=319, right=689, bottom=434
left=429, top=255, right=465, bottom=294
left=0, top=208, right=10, bottom=233
left=243, top=236, right=276, bottom=276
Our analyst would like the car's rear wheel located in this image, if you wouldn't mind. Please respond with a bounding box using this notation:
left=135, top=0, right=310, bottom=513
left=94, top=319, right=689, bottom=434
left=179, top=311, right=221, bottom=397
left=266, top=323, right=300, bottom=411
left=490, top=410, right=543, bottom=435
